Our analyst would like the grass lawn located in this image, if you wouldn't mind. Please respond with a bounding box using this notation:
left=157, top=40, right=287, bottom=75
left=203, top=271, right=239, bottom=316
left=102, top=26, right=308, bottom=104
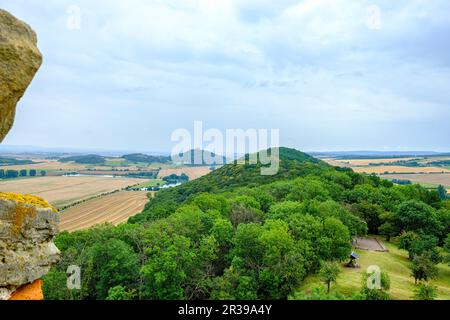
left=295, top=236, right=450, bottom=300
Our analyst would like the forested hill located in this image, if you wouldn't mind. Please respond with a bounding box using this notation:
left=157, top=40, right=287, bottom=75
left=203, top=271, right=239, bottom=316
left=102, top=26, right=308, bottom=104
left=129, top=147, right=331, bottom=223
left=45, top=147, right=449, bottom=300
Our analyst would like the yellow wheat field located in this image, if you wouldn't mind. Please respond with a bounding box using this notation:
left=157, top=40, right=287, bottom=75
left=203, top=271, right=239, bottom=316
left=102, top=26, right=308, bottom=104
left=59, top=191, right=150, bottom=232
left=0, top=176, right=146, bottom=208
left=383, top=173, right=450, bottom=191
left=352, top=166, right=450, bottom=174
left=324, top=158, right=416, bottom=167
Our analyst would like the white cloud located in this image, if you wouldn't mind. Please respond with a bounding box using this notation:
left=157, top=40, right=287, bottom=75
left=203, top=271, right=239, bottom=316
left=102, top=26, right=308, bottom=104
left=1, top=0, right=449, bottom=151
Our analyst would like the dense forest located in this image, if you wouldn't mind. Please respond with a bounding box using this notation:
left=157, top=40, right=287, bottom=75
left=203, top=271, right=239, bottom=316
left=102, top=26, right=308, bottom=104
left=122, top=153, right=171, bottom=164
left=59, top=154, right=106, bottom=164
left=0, top=157, right=34, bottom=165
left=43, top=148, right=450, bottom=300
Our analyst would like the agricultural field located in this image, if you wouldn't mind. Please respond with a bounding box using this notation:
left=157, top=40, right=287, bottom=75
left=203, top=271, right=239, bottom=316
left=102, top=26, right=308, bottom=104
left=325, top=157, right=415, bottom=167
left=0, top=176, right=146, bottom=208
left=295, top=237, right=450, bottom=300
left=383, top=173, right=450, bottom=192
left=0, top=158, right=153, bottom=173
left=324, top=155, right=450, bottom=190
left=352, top=165, right=450, bottom=174
left=0, top=159, right=88, bottom=171
left=59, top=191, right=150, bottom=232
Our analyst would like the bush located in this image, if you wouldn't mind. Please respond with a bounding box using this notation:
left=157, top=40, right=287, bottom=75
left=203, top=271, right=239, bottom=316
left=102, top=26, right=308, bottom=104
left=414, top=283, right=438, bottom=300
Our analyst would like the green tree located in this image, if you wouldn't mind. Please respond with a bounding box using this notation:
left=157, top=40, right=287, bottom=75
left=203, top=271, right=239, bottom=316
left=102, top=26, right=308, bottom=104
left=20, top=169, right=27, bottom=177
left=395, top=200, right=441, bottom=236
left=379, top=211, right=400, bottom=241
left=285, top=177, right=331, bottom=202
left=0, top=169, right=4, bottom=179
left=6, top=170, right=18, bottom=178
left=229, top=204, right=264, bottom=229
left=399, top=232, right=441, bottom=263
left=414, top=283, right=438, bottom=300
left=410, top=252, right=439, bottom=284
left=258, top=220, right=307, bottom=299
left=42, top=270, right=72, bottom=300
left=232, top=220, right=308, bottom=299
left=141, top=235, right=195, bottom=300
left=437, top=185, right=448, bottom=200
left=319, top=261, right=341, bottom=293
left=320, top=217, right=352, bottom=261
left=360, top=270, right=391, bottom=300
left=210, top=264, right=258, bottom=300
left=267, top=201, right=304, bottom=220
left=437, top=209, right=450, bottom=243
left=350, top=201, right=384, bottom=234
left=87, top=239, right=140, bottom=299
left=210, top=218, right=234, bottom=270
left=444, top=234, right=450, bottom=265
left=29, top=169, right=37, bottom=177
left=40, top=170, right=47, bottom=176
left=191, top=193, right=230, bottom=217
left=106, top=285, right=136, bottom=300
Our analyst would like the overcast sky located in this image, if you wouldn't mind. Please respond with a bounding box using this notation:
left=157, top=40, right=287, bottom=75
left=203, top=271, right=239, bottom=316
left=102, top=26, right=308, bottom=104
left=1, top=0, right=450, bottom=153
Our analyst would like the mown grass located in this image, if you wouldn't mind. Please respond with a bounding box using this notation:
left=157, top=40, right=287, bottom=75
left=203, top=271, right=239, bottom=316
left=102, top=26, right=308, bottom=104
left=135, top=179, right=166, bottom=188
left=296, top=236, right=450, bottom=300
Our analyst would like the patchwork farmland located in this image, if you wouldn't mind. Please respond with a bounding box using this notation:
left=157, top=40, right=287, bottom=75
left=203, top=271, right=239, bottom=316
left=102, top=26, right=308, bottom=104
left=0, top=176, right=146, bottom=209
left=383, top=173, right=450, bottom=191
left=158, top=166, right=212, bottom=180
left=59, top=191, right=150, bottom=232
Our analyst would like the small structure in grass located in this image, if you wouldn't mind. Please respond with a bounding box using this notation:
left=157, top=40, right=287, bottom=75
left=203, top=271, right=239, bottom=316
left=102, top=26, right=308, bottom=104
left=346, top=251, right=360, bottom=268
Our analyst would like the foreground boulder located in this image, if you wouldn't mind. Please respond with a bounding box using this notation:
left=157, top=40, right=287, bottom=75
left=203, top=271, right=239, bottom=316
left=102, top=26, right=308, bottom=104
left=0, top=193, right=60, bottom=300
left=0, top=9, right=42, bottom=142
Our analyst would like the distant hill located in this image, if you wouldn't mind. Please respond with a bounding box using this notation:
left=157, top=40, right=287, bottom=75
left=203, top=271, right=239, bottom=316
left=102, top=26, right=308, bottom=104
left=59, top=154, right=106, bottom=164
left=130, top=147, right=329, bottom=223
left=122, top=153, right=171, bottom=164
left=175, top=149, right=227, bottom=166
left=0, top=157, right=34, bottom=166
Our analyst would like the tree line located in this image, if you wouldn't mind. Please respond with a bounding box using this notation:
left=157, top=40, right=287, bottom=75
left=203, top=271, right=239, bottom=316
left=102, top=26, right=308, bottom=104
left=0, top=169, right=46, bottom=179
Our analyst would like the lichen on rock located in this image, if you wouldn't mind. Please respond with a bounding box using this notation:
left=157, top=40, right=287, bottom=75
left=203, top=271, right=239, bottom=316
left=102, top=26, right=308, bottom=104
left=0, top=196, right=60, bottom=300
left=0, top=192, right=57, bottom=212
left=0, top=8, right=42, bottom=142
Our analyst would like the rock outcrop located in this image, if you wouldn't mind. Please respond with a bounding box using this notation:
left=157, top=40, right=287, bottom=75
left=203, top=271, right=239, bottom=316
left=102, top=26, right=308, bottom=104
left=0, top=193, right=60, bottom=300
left=0, top=10, right=54, bottom=300
left=0, top=9, right=42, bottom=142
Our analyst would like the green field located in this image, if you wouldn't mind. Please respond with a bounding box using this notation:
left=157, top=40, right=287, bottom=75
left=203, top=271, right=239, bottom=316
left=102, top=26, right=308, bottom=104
left=135, top=179, right=166, bottom=188
left=103, top=159, right=130, bottom=167
left=295, top=236, right=450, bottom=300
